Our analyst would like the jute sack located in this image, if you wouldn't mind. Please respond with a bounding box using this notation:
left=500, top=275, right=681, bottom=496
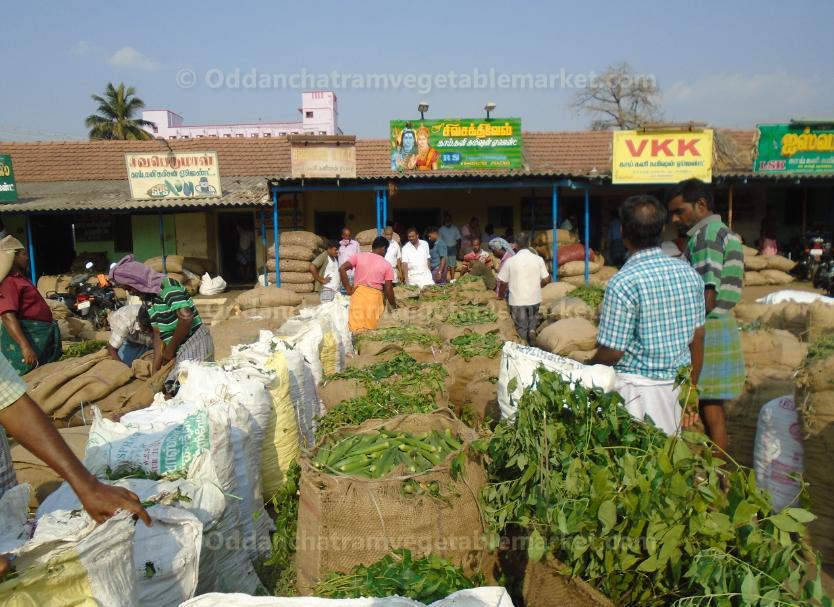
left=744, top=256, right=769, bottom=271
left=295, top=410, right=491, bottom=593
left=766, top=255, right=797, bottom=272
left=446, top=355, right=501, bottom=407
left=533, top=229, right=577, bottom=246
left=558, top=261, right=600, bottom=277
left=796, top=354, right=834, bottom=563
left=12, top=427, right=90, bottom=507
left=46, top=299, right=70, bottom=320
left=284, top=281, right=315, bottom=294
left=356, top=228, right=400, bottom=246
left=762, top=269, right=794, bottom=285
left=237, top=286, right=303, bottom=310
left=597, top=266, right=618, bottom=281
left=734, top=302, right=810, bottom=337
left=542, top=297, right=595, bottom=322
left=563, top=274, right=606, bottom=287
left=523, top=556, right=613, bottom=607
left=211, top=316, right=287, bottom=359
left=535, top=318, right=598, bottom=355
left=745, top=271, right=767, bottom=286
left=541, top=281, right=577, bottom=302
left=740, top=329, right=807, bottom=371
left=743, top=245, right=759, bottom=258
left=236, top=305, right=299, bottom=324
left=145, top=255, right=185, bottom=273
left=345, top=351, right=398, bottom=369
left=567, top=349, right=597, bottom=364
left=95, top=361, right=174, bottom=422
left=318, top=378, right=367, bottom=411
left=281, top=231, right=325, bottom=249
left=267, top=258, right=312, bottom=273
left=277, top=271, right=316, bottom=285
left=808, top=300, right=834, bottom=343
left=439, top=322, right=501, bottom=342
left=356, top=340, right=404, bottom=357
left=36, top=275, right=73, bottom=297
left=458, top=378, right=500, bottom=424
left=267, top=244, right=317, bottom=261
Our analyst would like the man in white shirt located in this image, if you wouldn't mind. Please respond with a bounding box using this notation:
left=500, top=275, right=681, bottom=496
left=309, top=241, right=341, bottom=302
left=438, top=213, right=461, bottom=280
left=497, top=232, right=552, bottom=345
left=383, top=226, right=402, bottom=284
left=106, top=304, right=153, bottom=366
left=401, top=227, right=433, bottom=288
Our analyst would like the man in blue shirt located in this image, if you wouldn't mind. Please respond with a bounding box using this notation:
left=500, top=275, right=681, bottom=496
left=590, top=195, right=705, bottom=435
left=426, top=226, right=448, bottom=284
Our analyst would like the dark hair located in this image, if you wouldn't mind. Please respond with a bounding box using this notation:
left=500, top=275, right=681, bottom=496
left=620, top=195, right=668, bottom=249
left=372, top=236, right=389, bottom=250
left=407, top=226, right=418, bottom=235
left=325, top=239, right=339, bottom=250
left=665, top=178, right=713, bottom=210
left=137, top=306, right=152, bottom=330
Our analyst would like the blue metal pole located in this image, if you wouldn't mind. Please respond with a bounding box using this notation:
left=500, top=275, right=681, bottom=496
left=382, top=189, right=388, bottom=229
left=272, top=190, right=280, bottom=287
left=375, top=191, right=382, bottom=236
left=551, top=185, right=559, bottom=281
left=260, top=207, right=267, bottom=287
left=584, top=188, right=590, bottom=286
left=25, top=215, right=36, bottom=284
left=158, top=210, right=167, bottom=274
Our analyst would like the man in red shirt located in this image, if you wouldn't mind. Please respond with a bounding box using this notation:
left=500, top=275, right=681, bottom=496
left=0, top=236, right=60, bottom=374
left=339, top=236, right=398, bottom=333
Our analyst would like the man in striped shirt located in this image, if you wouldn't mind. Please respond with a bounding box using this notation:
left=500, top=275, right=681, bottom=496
left=667, top=179, right=746, bottom=453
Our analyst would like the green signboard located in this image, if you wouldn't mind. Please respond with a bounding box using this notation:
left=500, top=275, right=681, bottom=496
left=390, top=118, right=522, bottom=171
left=0, top=155, right=17, bottom=202
left=754, top=124, right=834, bottom=174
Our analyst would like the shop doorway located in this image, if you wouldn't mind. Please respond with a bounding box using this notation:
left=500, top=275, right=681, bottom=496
left=314, top=212, right=346, bottom=242
left=31, top=215, right=75, bottom=276
left=392, top=208, right=442, bottom=238
left=217, top=211, right=256, bottom=286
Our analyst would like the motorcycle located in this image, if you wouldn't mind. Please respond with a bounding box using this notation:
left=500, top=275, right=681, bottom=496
left=47, top=262, right=124, bottom=330
left=813, top=248, right=834, bottom=296
left=792, top=233, right=829, bottom=282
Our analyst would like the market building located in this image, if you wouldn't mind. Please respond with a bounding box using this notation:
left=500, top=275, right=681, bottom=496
left=0, top=121, right=832, bottom=286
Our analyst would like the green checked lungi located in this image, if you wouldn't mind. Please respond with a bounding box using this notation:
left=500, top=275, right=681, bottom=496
left=700, top=314, right=745, bottom=400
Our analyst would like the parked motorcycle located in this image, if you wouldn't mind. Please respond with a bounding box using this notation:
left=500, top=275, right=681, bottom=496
left=792, top=233, right=829, bottom=282
left=46, top=262, right=124, bottom=330
left=813, top=249, right=834, bottom=297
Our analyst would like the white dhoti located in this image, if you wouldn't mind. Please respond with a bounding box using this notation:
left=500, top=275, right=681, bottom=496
left=406, top=267, right=434, bottom=288
left=615, top=373, right=682, bottom=436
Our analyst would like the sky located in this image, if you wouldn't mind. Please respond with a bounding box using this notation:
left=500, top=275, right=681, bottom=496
left=2, top=0, right=833, bottom=141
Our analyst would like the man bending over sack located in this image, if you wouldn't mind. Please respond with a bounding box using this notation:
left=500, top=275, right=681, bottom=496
left=340, top=237, right=397, bottom=333
left=590, top=195, right=705, bottom=435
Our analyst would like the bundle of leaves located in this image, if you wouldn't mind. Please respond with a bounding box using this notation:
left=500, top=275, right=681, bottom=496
left=60, top=340, right=107, bottom=360
left=450, top=331, right=504, bottom=360
left=313, top=549, right=483, bottom=603
left=480, top=369, right=827, bottom=606
left=261, top=462, right=301, bottom=596
left=569, top=285, right=606, bottom=310
left=454, top=274, right=482, bottom=285
left=327, top=353, right=448, bottom=394
left=446, top=305, right=497, bottom=326
left=807, top=334, right=834, bottom=362
left=355, top=326, right=442, bottom=349
left=419, top=284, right=454, bottom=301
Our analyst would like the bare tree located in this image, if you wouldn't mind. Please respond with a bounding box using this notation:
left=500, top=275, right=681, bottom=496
left=571, top=63, right=662, bottom=130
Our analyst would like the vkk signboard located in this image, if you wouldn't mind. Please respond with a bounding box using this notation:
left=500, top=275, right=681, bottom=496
left=0, top=155, right=17, bottom=203
left=612, top=130, right=713, bottom=184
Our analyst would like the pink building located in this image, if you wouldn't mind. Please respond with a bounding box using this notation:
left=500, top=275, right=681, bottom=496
left=142, top=91, right=341, bottom=139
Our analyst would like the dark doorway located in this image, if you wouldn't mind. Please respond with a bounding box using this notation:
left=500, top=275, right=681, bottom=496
left=315, top=211, right=346, bottom=241
left=392, top=208, right=442, bottom=238
left=31, top=215, right=75, bottom=276
left=218, top=211, right=256, bottom=286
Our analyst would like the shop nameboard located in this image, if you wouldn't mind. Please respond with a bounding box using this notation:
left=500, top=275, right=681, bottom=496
left=612, top=129, right=713, bottom=184
left=0, top=155, right=17, bottom=203
left=389, top=118, right=522, bottom=171
left=754, top=124, right=834, bottom=175
left=125, top=151, right=222, bottom=200
left=291, top=144, right=356, bottom=178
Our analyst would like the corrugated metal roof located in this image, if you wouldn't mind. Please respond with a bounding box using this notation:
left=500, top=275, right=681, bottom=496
left=0, top=176, right=269, bottom=213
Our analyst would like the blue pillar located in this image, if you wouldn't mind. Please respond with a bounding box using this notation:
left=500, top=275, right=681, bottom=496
left=25, top=215, right=36, bottom=283
left=260, top=207, right=267, bottom=287
left=158, top=210, right=167, bottom=274
left=584, top=188, right=590, bottom=286
left=551, top=185, right=559, bottom=280
left=375, top=190, right=382, bottom=236
left=272, top=189, right=281, bottom=287
left=381, top=188, right=388, bottom=229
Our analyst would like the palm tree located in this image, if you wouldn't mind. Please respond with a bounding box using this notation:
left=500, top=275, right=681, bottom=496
left=85, top=82, right=154, bottom=140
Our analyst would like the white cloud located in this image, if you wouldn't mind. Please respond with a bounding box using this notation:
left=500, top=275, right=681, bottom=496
left=69, top=40, right=102, bottom=56
left=107, top=46, right=160, bottom=71
left=663, top=71, right=833, bottom=127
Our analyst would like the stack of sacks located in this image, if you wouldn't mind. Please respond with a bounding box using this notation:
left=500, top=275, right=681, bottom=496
left=743, top=246, right=797, bottom=286
left=266, top=231, right=325, bottom=293
left=144, top=256, right=216, bottom=295
left=535, top=317, right=599, bottom=363
left=533, top=229, right=578, bottom=260
left=356, top=227, right=400, bottom=252
left=546, top=243, right=618, bottom=287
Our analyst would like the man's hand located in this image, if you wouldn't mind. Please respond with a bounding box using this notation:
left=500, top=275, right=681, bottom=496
left=345, top=285, right=355, bottom=296
left=21, top=345, right=37, bottom=367
left=77, top=476, right=152, bottom=527
left=161, top=343, right=176, bottom=363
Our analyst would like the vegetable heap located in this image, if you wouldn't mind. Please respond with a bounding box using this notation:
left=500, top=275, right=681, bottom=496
left=480, top=369, right=827, bottom=606
left=313, top=429, right=462, bottom=478
left=446, top=305, right=497, bottom=326
left=262, top=462, right=301, bottom=596
left=807, top=334, right=834, bottom=362
left=313, top=549, right=483, bottom=603
left=60, top=340, right=108, bottom=360
left=419, top=285, right=453, bottom=301
left=355, top=326, right=442, bottom=350
left=569, top=285, right=605, bottom=309
left=454, top=274, right=482, bottom=285
left=450, top=331, right=504, bottom=360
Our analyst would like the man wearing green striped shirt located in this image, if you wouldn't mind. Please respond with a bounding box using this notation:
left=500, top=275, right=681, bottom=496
left=667, top=179, right=746, bottom=453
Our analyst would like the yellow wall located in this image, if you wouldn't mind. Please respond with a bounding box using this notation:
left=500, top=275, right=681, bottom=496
left=175, top=212, right=210, bottom=258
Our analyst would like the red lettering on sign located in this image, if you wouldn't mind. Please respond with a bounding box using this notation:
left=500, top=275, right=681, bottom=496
left=624, top=139, right=648, bottom=157
left=651, top=139, right=674, bottom=156
left=678, top=138, right=700, bottom=156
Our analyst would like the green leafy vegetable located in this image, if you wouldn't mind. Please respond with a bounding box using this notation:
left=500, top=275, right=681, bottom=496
left=450, top=331, right=504, bottom=360
left=807, top=334, right=834, bottom=362
left=356, top=327, right=442, bottom=349
left=446, top=305, right=497, bottom=326
left=568, top=285, right=605, bottom=309
left=259, top=462, right=301, bottom=596
left=60, top=340, right=108, bottom=360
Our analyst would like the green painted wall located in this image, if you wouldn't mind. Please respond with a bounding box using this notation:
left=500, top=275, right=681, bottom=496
left=131, top=214, right=177, bottom=261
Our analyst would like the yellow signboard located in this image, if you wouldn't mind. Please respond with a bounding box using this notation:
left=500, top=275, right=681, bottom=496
left=291, top=144, right=356, bottom=178
left=125, top=151, right=222, bottom=200
left=612, top=130, right=713, bottom=184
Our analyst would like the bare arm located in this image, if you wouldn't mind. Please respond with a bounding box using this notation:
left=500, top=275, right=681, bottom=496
left=339, top=261, right=354, bottom=295
left=439, top=256, right=447, bottom=278
left=162, top=310, right=193, bottom=363
left=588, top=345, right=624, bottom=367
left=106, top=344, right=122, bottom=363
left=0, top=394, right=151, bottom=526
left=540, top=275, right=552, bottom=288
left=704, top=287, right=717, bottom=315
left=152, top=328, right=164, bottom=372
left=401, top=262, right=409, bottom=286
left=1, top=313, right=36, bottom=367
left=689, top=325, right=705, bottom=385
left=309, top=262, right=326, bottom=285
left=496, top=280, right=508, bottom=300
left=383, top=281, right=397, bottom=308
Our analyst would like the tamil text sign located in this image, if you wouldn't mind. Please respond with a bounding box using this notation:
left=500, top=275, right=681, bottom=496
left=390, top=118, right=522, bottom=171
left=0, top=155, right=17, bottom=203
left=125, top=151, right=222, bottom=200
left=754, top=124, right=834, bottom=175
left=291, top=144, right=356, bottom=178
left=612, top=130, right=713, bottom=184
